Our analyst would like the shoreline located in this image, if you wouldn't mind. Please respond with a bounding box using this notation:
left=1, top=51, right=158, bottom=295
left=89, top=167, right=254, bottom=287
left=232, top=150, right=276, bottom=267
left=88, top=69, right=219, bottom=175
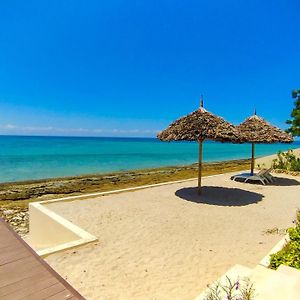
left=1, top=135, right=299, bottom=184
left=0, top=157, right=252, bottom=186
left=3, top=145, right=300, bottom=186
left=0, top=158, right=251, bottom=199
left=0, top=158, right=251, bottom=235
left=1, top=148, right=299, bottom=235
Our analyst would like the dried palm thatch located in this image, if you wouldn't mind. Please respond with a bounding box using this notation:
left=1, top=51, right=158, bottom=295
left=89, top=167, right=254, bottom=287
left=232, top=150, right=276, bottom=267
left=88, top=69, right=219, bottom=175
left=157, top=107, right=242, bottom=143
left=237, top=115, right=293, bottom=144
left=237, top=114, right=293, bottom=175
left=157, top=104, right=242, bottom=194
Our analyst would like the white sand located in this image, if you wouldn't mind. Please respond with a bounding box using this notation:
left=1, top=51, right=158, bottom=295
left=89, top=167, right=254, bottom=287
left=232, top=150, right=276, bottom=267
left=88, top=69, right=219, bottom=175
left=45, top=169, right=300, bottom=300
left=256, top=147, right=300, bottom=168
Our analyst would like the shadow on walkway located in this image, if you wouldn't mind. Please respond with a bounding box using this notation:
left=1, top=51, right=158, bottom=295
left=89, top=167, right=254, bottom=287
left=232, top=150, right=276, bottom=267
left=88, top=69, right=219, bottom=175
left=175, top=186, right=264, bottom=206
left=231, top=175, right=300, bottom=186
left=268, top=176, right=300, bottom=186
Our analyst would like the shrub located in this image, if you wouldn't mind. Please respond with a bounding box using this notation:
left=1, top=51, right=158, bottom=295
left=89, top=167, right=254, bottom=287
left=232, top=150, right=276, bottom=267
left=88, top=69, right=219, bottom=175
left=269, top=210, right=300, bottom=270
left=204, top=276, right=256, bottom=300
left=272, top=150, right=300, bottom=172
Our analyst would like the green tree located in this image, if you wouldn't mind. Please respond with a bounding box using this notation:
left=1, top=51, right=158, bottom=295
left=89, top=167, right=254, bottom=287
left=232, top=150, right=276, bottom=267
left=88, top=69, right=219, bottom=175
left=286, top=89, right=300, bottom=136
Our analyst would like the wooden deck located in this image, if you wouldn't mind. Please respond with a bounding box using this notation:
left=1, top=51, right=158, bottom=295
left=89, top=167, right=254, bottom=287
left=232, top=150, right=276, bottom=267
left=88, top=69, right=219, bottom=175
left=0, top=218, right=85, bottom=300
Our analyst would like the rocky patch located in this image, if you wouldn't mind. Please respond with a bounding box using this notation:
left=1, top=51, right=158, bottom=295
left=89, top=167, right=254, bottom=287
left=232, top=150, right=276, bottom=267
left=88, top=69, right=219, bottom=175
left=0, top=206, right=29, bottom=236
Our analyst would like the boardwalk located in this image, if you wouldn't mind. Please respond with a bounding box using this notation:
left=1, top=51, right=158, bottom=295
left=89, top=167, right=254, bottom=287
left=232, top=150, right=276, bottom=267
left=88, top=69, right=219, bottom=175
left=0, top=218, right=85, bottom=300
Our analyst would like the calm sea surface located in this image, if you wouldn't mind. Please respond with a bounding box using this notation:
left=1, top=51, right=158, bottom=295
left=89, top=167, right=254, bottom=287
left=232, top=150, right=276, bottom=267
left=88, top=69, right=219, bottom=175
left=0, top=135, right=299, bottom=183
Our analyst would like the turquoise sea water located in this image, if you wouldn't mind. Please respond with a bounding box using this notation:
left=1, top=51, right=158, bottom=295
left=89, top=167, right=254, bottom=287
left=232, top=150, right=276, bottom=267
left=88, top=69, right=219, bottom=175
left=0, top=135, right=299, bottom=183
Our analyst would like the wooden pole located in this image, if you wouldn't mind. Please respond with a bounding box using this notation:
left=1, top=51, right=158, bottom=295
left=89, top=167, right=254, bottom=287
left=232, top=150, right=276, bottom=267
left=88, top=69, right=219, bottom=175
left=198, top=140, right=203, bottom=195
left=200, top=95, right=204, bottom=108
left=251, top=143, right=255, bottom=175
left=251, top=109, right=257, bottom=175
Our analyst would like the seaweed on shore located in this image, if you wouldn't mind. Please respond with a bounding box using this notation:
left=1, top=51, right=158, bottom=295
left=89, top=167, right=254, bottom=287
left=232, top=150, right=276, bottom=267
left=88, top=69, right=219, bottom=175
left=0, top=159, right=250, bottom=234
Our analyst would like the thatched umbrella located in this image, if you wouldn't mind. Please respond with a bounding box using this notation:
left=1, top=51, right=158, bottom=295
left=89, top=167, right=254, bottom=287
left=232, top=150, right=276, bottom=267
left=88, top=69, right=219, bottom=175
left=237, top=111, right=293, bottom=175
left=157, top=101, right=242, bottom=194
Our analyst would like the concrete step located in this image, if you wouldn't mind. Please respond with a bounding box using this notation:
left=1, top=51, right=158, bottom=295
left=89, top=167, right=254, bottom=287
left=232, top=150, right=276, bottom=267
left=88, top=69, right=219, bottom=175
left=194, top=264, right=252, bottom=300
left=195, top=264, right=300, bottom=300
left=250, top=265, right=276, bottom=284
left=250, top=265, right=300, bottom=300
left=277, top=264, right=300, bottom=280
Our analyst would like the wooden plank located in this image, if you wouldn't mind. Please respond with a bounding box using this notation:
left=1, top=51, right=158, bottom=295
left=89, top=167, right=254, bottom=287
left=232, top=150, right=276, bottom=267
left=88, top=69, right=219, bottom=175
left=0, top=231, right=17, bottom=246
left=46, top=289, right=75, bottom=300
left=0, top=243, right=23, bottom=253
left=0, top=246, right=31, bottom=266
left=0, top=218, right=85, bottom=299
left=0, top=258, right=41, bottom=287
left=0, top=222, right=9, bottom=232
left=23, top=282, right=66, bottom=300
left=0, top=269, right=51, bottom=297
left=1, top=276, right=59, bottom=300
left=0, top=255, right=41, bottom=277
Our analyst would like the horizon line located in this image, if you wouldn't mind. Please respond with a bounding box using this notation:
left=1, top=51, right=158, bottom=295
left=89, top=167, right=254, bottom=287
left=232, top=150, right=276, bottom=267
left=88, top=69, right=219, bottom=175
left=0, top=133, right=158, bottom=139
left=0, top=134, right=299, bottom=142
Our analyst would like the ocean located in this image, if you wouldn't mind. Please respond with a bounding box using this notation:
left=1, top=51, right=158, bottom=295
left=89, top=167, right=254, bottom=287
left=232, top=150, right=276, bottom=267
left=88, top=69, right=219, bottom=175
left=0, top=135, right=299, bottom=183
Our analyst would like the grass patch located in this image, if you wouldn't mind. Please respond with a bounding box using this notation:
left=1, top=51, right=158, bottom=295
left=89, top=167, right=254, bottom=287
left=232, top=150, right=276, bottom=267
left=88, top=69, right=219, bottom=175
left=272, top=150, right=300, bottom=172
left=262, top=227, right=286, bottom=236
left=269, top=210, right=300, bottom=270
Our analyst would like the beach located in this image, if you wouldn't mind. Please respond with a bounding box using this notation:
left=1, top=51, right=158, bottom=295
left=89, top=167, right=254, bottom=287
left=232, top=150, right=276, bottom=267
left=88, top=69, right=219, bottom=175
left=0, top=158, right=251, bottom=235
left=1, top=148, right=300, bottom=299
left=2, top=3, right=300, bottom=299
left=0, top=148, right=298, bottom=235
left=256, top=148, right=300, bottom=168
left=44, top=170, right=300, bottom=299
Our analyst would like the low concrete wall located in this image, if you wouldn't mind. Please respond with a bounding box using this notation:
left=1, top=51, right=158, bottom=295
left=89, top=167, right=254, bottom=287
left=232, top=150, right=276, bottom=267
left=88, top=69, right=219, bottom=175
left=28, top=172, right=240, bottom=257
left=29, top=202, right=97, bottom=257
left=259, top=234, right=290, bottom=268
left=28, top=177, right=202, bottom=257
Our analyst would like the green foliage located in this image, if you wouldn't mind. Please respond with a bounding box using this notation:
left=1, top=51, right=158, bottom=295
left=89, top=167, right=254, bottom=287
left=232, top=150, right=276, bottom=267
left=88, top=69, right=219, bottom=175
left=204, top=276, right=256, bottom=300
left=286, top=89, right=300, bottom=137
left=272, top=150, right=300, bottom=171
left=269, top=211, right=300, bottom=270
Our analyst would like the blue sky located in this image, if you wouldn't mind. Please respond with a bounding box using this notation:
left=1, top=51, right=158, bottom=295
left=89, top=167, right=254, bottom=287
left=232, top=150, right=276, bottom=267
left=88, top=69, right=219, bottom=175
left=0, top=0, right=299, bottom=137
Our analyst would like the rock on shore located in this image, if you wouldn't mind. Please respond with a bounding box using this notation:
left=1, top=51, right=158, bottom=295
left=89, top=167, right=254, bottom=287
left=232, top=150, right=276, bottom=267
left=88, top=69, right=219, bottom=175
left=0, top=206, right=29, bottom=236
left=0, top=159, right=250, bottom=235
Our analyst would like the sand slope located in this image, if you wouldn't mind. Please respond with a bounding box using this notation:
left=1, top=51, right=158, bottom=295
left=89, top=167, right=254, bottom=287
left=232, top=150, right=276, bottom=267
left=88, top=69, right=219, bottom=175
left=256, top=147, right=300, bottom=169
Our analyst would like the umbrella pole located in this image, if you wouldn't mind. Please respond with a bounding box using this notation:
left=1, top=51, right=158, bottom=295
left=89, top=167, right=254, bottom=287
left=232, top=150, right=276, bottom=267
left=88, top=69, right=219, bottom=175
left=198, top=140, right=203, bottom=195
left=251, top=143, right=255, bottom=175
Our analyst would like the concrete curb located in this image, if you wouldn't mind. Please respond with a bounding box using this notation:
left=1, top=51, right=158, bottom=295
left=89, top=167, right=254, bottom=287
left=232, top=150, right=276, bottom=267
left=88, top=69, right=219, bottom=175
left=259, top=234, right=290, bottom=268
left=28, top=171, right=246, bottom=257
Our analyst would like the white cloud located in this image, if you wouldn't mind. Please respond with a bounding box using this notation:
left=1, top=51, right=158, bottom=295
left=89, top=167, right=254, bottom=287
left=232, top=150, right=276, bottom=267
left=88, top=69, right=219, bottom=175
left=93, top=128, right=104, bottom=133
left=0, top=124, right=17, bottom=129
left=23, top=126, right=54, bottom=131
left=0, top=123, right=159, bottom=136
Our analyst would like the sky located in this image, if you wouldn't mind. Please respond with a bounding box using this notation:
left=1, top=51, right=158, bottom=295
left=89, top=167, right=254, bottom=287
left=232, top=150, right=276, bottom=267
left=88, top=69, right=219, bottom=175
left=0, top=0, right=300, bottom=137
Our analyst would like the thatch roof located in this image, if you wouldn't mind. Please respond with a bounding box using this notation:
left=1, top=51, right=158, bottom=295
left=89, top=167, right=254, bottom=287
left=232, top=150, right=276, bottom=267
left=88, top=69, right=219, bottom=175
left=237, top=115, right=293, bottom=144
left=157, top=107, right=242, bottom=143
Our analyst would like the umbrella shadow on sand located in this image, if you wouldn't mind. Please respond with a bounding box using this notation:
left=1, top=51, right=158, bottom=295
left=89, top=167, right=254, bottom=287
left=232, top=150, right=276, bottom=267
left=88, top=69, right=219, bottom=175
left=175, top=186, right=264, bottom=206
